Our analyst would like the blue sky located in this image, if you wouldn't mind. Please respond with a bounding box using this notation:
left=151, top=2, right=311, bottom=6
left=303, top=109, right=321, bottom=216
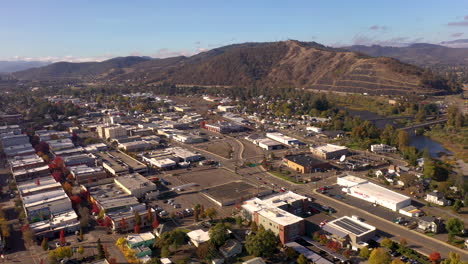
left=1, top=0, right=467, bottom=61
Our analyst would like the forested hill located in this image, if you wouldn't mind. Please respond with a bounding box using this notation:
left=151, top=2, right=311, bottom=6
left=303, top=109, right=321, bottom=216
left=13, top=40, right=459, bottom=95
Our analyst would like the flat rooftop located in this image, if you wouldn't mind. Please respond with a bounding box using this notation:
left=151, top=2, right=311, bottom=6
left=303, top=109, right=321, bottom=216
left=261, top=191, right=307, bottom=208
left=285, top=154, right=328, bottom=167
left=108, top=151, right=146, bottom=170
left=9, top=154, right=44, bottom=168
left=95, top=152, right=127, bottom=172
left=312, top=144, right=348, bottom=153
left=325, top=216, right=375, bottom=236
left=257, top=138, right=282, bottom=146
left=69, top=164, right=105, bottom=175
left=204, top=181, right=271, bottom=203
left=115, top=173, right=156, bottom=191
left=127, top=232, right=155, bottom=245
left=88, top=183, right=140, bottom=210
left=17, top=176, right=61, bottom=196
left=349, top=182, right=410, bottom=204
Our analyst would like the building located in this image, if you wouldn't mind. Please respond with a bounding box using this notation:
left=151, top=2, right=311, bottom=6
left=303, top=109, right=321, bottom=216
left=242, top=192, right=308, bottom=244
left=118, top=140, right=153, bottom=152
left=13, top=165, right=50, bottom=182
left=418, top=216, right=444, bottom=234
left=47, top=138, right=75, bottom=152
left=9, top=154, right=44, bottom=172
left=310, top=144, right=348, bottom=160
left=98, top=125, right=128, bottom=139
left=217, top=105, right=237, bottom=112
left=1, top=134, right=29, bottom=148
left=63, top=153, right=96, bottom=167
left=107, top=206, right=153, bottom=232
left=425, top=191, right=452, bottom=206
left=370, top=144, right=397, bottom=153
left=17, top=176, right=62, bottom=197
left=96, top=151, right=147, bottom=175
left=283, top=154, right=331, bottom=173
left=306, top=126, right=322, bottom=133
left=130, top=128, right=153, bottom=137
left=174, top=106, right=192, bottom=112
left=29, top=209, right=80, bottom=236
left=114, top=173, right=157, bottom=198
left=322, top=216, right=376, bottom=250
left=3, top=144, right=35, bottom=157
left=53, top=147, right=85, bottom=157
left=399, top=205, right=423, bottom=217
left=88, top=183, right=141, bottom=213
left=170, top=147, right=203, bottom=163
left=127, top=232, right=156, bottom=249
left=266, top=132, right=300, bottom=146
left=203, top=121, right=244, bottom=134
left=337, top=175, right=411, bottom=211
left=69, top=165, right=108, bottom=185
left=172, top=133, right=205, bottom=144
left=220, top=239, right=242, bottom=258
left=256, top=138, right=283, bottom=151
left=187, top=229, right=210, bottom=247
left=22, top=189, right=72, bottom=221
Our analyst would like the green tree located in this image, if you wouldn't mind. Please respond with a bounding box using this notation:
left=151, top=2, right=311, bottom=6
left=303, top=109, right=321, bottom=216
left=205, top=208, right=217, bottom=220
left=359, top=246, right=370, bottom=259
left=380, top=238, right=394, bottom=249
left=368, top=247, right=391, bottom=264
left=245, top=228, right=279, bottom=257
left=397, top=130, right=409, bottom=150
left=77, top=246, right=84, bottom=259
left=236, top=216, right=243, bottom=227
left=446, top=218, right=464, bottom=236
left=250, top=221, right=258, bottom=232
left=297, top=254, right=308, bottom=264
left=196, top=242, right=216, bottom=260
left=209, top=223, right=229, bottom=248
left=135, top=211, right=141, bottom=226
left=41, top=237, right=49, bottom=251
left=441, top=251, right=468, bottom=264
left=381, top=125, right=396, bottom=145
left=285, top=246, right=298, bottom=259
left=452, top=200, right=463, bottom=213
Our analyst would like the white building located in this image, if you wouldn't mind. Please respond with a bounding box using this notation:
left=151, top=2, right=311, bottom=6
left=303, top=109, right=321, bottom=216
left=266, top=132, right=300, bottom=146
left=370, top=144, right=397, bottom=153
left=256, top=138, right=283, bottom=151
left=187, top=229, right=210, bottom=247
left=337, top=175, right=411, bottom=211
left=217, top=105, right=237, bottom=112
left=306, top=126, right=322, bottom=133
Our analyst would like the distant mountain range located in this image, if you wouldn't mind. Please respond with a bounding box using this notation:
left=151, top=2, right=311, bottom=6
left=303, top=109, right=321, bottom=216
left=345, top=43, right=468, bottom=67
left=0, top=60, right=52, bottom=73
left=11, top=40, right=457, bottom=95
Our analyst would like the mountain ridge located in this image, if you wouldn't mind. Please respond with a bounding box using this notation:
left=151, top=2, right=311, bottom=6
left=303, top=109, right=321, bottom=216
left=12, top=40, right=457, bottom=95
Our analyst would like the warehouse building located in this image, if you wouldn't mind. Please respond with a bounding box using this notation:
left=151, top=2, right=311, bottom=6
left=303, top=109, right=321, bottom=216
left=256, top=138, right=283, bottom=151
left=322, top=216, right=376, bottom=250
left=64, top=153, right=96, bottom=167
left=266, top=132, right=300, bottom=146
left=47, top=138, right=75, bottom=152
left=88, top=183, right=141, bottom=213
left=118, top=140, right=153, bottom=152
left=337, top=175, right=411, bottom=211
left=283, top=154, right=331, bottom=173
left=13, top=165, right=50, bottom=182
left=17, top=176, right=62, bottom=197
left=370, top=144, right=397, bottom=153
left=310, top=144, right=348, bottom=160
left=203, top=121, right=244, bottom=134
left=22, top=189, right=72, bottom=221
left=3, top=144, right=35, bottom=158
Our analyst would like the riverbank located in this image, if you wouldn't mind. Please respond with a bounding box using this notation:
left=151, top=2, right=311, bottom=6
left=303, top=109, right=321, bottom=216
left=424, top=127, right=468, bottom=162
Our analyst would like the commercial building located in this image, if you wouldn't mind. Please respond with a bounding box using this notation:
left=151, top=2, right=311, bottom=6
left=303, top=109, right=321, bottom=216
left=107, top=206, right=153, bottom=233
left=256, top=138, right=283, bottom=151
left=283, top=154, right=331, bottom=173
left=110, top=151, right=147, bottom=174
left=9, top=154, right=44, bottom=172
left=35, top=130, right=71, bottom=142
left=98, top=125, right=128, bottom=139
left=266, top=132, right=300, bottom=146
left=63, top=153, right=96, bottom=167
left=114, top=173, right=157, bottom=198
left=47, top=138, right=75, bottom=152
left=1, top=134, right=29, bottom=148
left=242, top=200, right=305, bottom=245
left=22, top=189, right=72, bottom=221
left=127, top=232, right=156, bottom=249
left=217, top=105, right=237, bottom=112
left=322, top=216, right=376, bottom=250
left=203, top=121, right=244, bottom=134
left=170, top=147, right=203, bottom=163
left=83, top=143, right=108, bottom=153
left=337, top=175, right=411, bottom=211
left=172, top=133, right=205, bottom=144
left=310, top=144, right=348, bottom=160
left=306, top=126, right=323, bottom=133
left=88, top=183, right=141, bottom=213
left=129, top=128, right=153, bottom=137
left=370, top=144, right=397, bottom=153
left=3, top=144, right=35, bottom=157
left=29, top=209, right=80, bottom=236
left=0, top=125, right=21, bottom=136
left=13, top=165, right=50, bottom=182
left=118, top=140, right=153, bottom=152
left=69, top=165, right=108, bottom=185
left=96, top=151, right=147, bottom=175
left=242, top=192, right=308, bottom=244
left=17, top=176, right=62, bottom=197
left=53, top=147, right=85, bottom=157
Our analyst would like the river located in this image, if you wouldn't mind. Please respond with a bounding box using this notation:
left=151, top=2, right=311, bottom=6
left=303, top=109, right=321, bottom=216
left=346, top=109, right=450, bottom=157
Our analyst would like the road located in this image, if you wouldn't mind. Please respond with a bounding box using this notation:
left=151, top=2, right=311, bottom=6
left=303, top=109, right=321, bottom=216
left=180, top=135, right=468, bottom=259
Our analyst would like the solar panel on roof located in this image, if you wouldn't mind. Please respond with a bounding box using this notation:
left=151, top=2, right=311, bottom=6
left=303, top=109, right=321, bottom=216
left=333, top=218, right=370, bottom=235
